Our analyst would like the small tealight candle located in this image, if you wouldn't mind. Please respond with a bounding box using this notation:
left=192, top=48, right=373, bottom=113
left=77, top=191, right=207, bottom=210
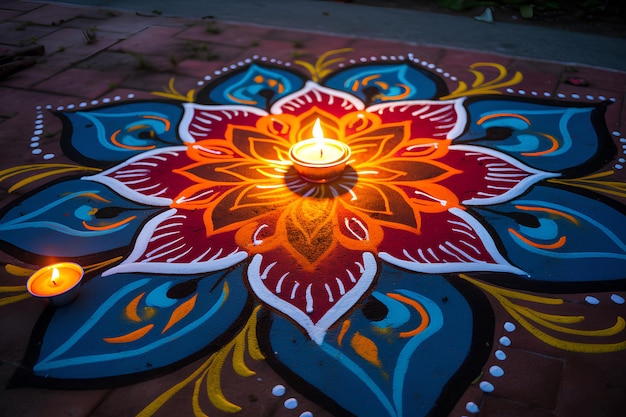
left=27, top=262, right=84, bottom=306
left=289, top=119, right=351, bottom=183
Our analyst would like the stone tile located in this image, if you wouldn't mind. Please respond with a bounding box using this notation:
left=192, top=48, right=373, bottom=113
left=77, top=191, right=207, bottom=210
left=111, top=25, right=187, bottom=56
left=241, top=39, right=308, bottom=63
left=0, top=9, right=22, bottom=20
left=75, top=50, right=140, bottom=72
left=0, top=297, right=44, bottom=363
left=448, top=384, right=484, bottom=416
left=0, top=387, right=110, bottom=417
left=486, top=347, right=563, bottom=411
left=560, top=65, right=626, bottom=94
left=11, top=4, right=86, bottom=26
left=177, top=22, right=273, bottom=48
left=174, top=59, right=222, bottom=80
left=0, top=58, right=51, bottom=89
left=118, top=70, right=197, bottom=96
left=346, top=38, right=420, bottom=62
left=480, top=396, right=557, bottom=417
left=68, top=15, right=150, bottom=37
left=556, top=352, right=626, bottom=417
left=33, top=68, right=127, bottom=99
left=507, top=58, right=563, bottom=97
left=0, top=1, right=42, bottom=12
left=0, top=21, right=56, bottom=47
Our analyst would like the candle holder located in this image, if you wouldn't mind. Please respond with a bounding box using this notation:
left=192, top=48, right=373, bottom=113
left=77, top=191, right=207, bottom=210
left=289, top=138, right=351, bottom=183
left=27, top=262, right=84, bottom=306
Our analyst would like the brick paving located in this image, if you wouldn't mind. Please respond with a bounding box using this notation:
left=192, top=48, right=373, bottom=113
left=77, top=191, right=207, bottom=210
left=0, top=1, right=625, bottom=417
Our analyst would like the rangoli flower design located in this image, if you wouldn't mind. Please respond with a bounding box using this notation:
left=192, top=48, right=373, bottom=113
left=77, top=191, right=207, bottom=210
left=1, top=53, right=625, bottom=417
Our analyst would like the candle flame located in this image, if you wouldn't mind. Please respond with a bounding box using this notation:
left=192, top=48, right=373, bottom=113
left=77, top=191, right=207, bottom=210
left=312, top=118, right=325, bottom=158
left=51, top=267, right=59, bottom=286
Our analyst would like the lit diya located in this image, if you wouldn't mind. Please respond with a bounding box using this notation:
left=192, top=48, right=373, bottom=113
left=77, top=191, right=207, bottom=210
left=27, top=262, right=84, bottom=306
left=289, top=118, right=351, bottom=183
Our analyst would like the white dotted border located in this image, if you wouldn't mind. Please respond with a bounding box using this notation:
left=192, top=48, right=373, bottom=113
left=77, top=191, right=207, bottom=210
left=612, top=131, right=626, bottom=170
left=271, top=384, right=313, bottom=416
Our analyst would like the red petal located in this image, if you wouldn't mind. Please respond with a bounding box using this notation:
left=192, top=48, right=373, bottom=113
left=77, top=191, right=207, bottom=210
left=378, top=208, right=523, bottom=274
left=271, top=82, right=365, bottom=117
left=104, top=208, right=247, bottom=276
left=180, top=103, right=267, bottom=142
left=368, top=99, right=463, bottom=140
left=89, top=147, right=196, bottom=206
left=441, top=145, right=553, bottom=205
left=248, top=248, right=377, bottom=344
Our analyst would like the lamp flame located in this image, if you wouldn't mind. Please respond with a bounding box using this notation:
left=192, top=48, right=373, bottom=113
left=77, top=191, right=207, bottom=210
left=51, top=267, right=59, bottom=286
left=312, top=118, right=325, bottom=158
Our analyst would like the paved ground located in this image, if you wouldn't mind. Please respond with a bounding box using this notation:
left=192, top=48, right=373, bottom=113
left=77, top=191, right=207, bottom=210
left=0, top=1, right=626, bottom=417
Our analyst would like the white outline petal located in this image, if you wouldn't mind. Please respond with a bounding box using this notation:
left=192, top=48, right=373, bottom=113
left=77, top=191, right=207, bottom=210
left=103, top=208, right=247, bottom=276
left=379, top=208, right=526, bottom=275
left=248, top=252, right=377, bottom=344
left=449, top=144, right=560, bottom=206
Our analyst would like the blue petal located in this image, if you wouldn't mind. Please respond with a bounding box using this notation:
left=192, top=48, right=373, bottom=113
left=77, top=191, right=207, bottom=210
left=324, top=63, right=447, bottom=104
left=59, top=102, right=184, bottom=166
left=25, top=266, right=249, bottom=382
left=264, top=266, right=487, bottom=417
left=0, top=180, right=161, bottom=260
left=454, top=98, right=614, bottom=174
left=473, top=185, right=626, bottom=282
left=197, top=63, right=305, bottom=109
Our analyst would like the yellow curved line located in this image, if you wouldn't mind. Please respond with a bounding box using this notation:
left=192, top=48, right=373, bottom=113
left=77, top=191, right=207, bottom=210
left=0, top=285, right=27, bottom=292
left=0, top=293, right=31, bottom=307
left=4, top=264, right=35, bottom=276
left=103, top=324, right=154, bottom=343
left=246, top=305, right=265, bottom=361
left=461, top=275, right=626, bottom=353
left=502, top=298, right=626, bottom=353
left=82, top=216, right=137, bottom=231
left=386, top=292, right=430, bottom=338
left=83, top=256, right=124, bottom=274
left=521, top=133, right=560, bottom=156
left=206, top=348, right=242, bottom=412
left=508, top=228, right=567, bottom=250
left=232, top=329, right=255, bottom=377
left=459, top=274, right=563, bottom=305
left=136, top=356, right=215, bottom=417
left=8, top=167, right=100, bottom=193
left=516, top=303, right=626, bottom=337
left=192, top=368, right=214, bottom=417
